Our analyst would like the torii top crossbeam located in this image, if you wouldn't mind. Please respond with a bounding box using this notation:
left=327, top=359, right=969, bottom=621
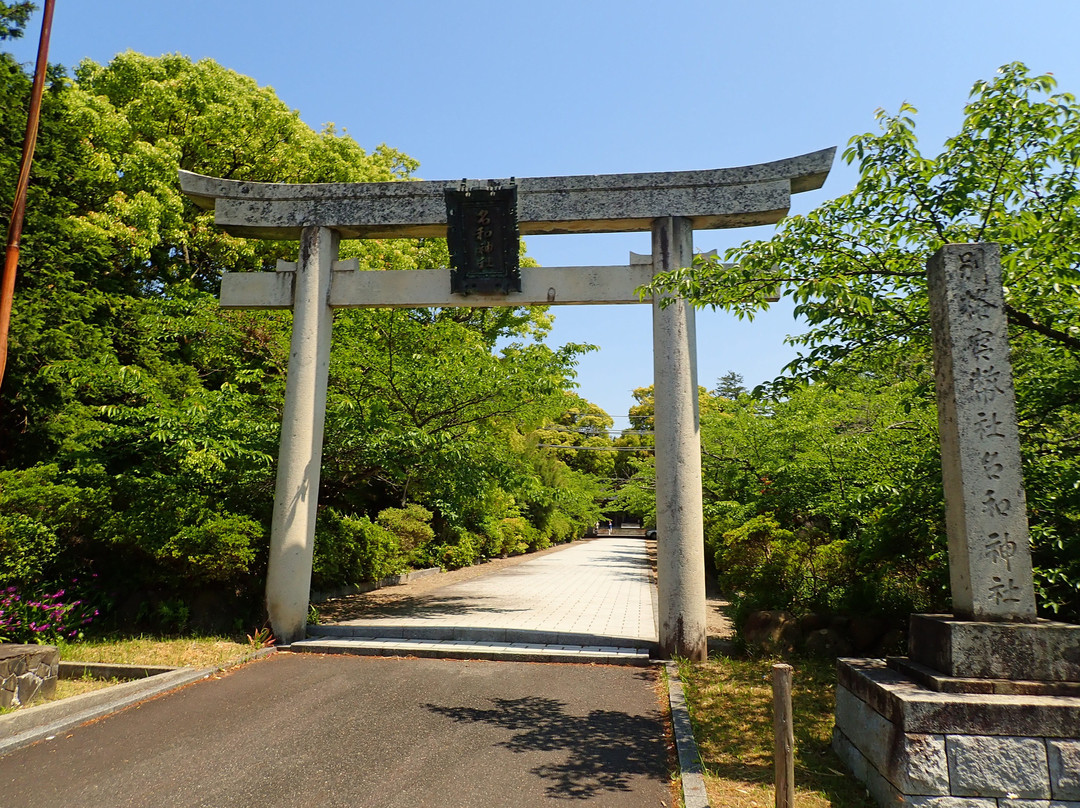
left=179, top=147, right=834, bottom=240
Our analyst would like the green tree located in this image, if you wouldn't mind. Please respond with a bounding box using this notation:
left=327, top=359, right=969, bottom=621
left=712, top=371, right=747, bottom=399
left=0, top=49, right=609, bottom=629
left=0, top=2, right=32, bottom=41
left=651, top=63, right=1080, bottom=619
left=698, top=367, right=945, bottom=618
left=533, top=399, right=617, bottom=480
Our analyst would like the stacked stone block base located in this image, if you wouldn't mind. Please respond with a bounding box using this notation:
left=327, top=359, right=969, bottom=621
left=0, top=644, right=59, bottom=708
left=834, top=660, right=1080, bottom=807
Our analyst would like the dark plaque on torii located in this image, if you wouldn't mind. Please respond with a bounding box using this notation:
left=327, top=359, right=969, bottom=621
left=445, top=181, right=521, bottom=295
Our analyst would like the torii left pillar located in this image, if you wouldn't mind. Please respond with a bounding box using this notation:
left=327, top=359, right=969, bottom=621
left=265, top=226, right=338, bottom=644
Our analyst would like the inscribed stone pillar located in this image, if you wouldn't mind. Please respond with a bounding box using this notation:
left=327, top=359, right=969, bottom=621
left=927, top=243, right=1037, bottom=621
left=265, top=226, right=339, bottom=644
left=651, top=216, right=707, bottom=660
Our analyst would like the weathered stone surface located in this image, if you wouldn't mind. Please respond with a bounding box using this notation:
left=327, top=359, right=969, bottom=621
left=0, top=644, right=59, bottom=708
left=891, top=656, right=1080, bottom=697
left=999, top=801, right=1080, bottom=808
left=838, top=658, right=1080, bottom=738
left=743, top=610, right=800, bottom=655
left=264, top=227, right=338, bottom=645
left=179, top=148, right=836, bottom=240
left=221, top=263, right=663, bottom=311
left=909, top=615, right=1080, bottom=683
left=927, top=244, right=1036, bottom=620
left=833, top=725, right=911, bottom=807
left=907, top=798, right=999, bottom=808
left=946, top=735, right=1050, bottom=798
left=835, top=684, right=950, bottom=794
left=1049, top=740, right=1080, bottom=800
left=653, top=217, right=707, bottom=661
left=805, top=627, right=854, bottom=658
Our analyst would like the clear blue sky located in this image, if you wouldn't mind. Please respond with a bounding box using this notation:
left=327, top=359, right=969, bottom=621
left=10, top=1, right=1080, bottom=419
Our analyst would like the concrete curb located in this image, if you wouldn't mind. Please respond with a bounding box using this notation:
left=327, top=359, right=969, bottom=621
left=0, top=647, right=276, bottom=758
left=665, top=661, right=710, bottom=808
left=0, top=667, right=212, bottom=757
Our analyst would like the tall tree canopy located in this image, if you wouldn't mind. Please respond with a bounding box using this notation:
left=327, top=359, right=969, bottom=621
left=0, top=50, right=604, bottom=637
left=648, top=64, right=1080, bottom=621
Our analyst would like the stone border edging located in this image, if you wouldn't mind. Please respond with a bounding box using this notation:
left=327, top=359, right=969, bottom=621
left=58, top=660, right=178, bottom=680
left=311, top=567, right=443, bottom=603
left=665, top=661, right=710, bottom=808
left=0, top=646, right=276, bottom=758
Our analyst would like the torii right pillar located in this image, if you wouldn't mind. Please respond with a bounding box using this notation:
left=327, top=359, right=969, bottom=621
left=652, top=216, right=707, bottom=661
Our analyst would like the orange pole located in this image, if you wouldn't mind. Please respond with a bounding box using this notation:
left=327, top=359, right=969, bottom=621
left=0, top=0, right=56, bottom=390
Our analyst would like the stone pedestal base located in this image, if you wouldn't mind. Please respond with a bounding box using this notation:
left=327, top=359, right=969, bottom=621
left=908, top=615, right=1080, bottom=684
left=834, top=658, right=1080, bottom=808
left=0, top=644, right=59, bottom=708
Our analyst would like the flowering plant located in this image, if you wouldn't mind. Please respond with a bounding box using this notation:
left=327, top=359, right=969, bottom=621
left=0, top=585, right=99, bottom=643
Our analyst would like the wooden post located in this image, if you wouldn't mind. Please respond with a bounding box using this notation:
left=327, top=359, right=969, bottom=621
left=772, top=663, right=795, bottom=808
left=0, top=0, right=56, bottom=389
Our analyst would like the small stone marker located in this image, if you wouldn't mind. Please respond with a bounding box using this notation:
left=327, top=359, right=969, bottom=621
left=927, top=243, right=1037, bottom=621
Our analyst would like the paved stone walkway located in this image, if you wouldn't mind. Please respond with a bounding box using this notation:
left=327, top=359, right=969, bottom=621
left=294, top=537, right=659, bottom=663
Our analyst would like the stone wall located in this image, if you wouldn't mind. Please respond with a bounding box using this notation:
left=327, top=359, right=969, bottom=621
left=741, top=609, right=905, bottom=658
left=834, top=659, right=1080, bottom=808
left=0, top=644, right=59, bottom=709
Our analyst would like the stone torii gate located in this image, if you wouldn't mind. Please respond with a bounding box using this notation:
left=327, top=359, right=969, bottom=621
left=180, top=147, right=835, bottom=657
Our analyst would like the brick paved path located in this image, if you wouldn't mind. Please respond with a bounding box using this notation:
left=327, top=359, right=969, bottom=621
left=296, top=537, right=658, bottom=662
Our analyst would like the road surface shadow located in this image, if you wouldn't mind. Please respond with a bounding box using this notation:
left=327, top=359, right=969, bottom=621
left=424, top=694, right=666, bottom=800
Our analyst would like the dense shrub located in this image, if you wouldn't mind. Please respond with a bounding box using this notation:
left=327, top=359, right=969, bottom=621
left=0, top=514, right=60, bottom=590
left=376, top=504, right=435, bottom=555
left=496, top=517, right=534, bottom=556
left=431, top=528, right=481, bottom=570
left=314, top=510, right=405, bottom=587
left=159, top=513, right=262, bottom=584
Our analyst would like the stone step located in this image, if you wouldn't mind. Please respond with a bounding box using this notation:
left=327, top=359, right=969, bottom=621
left=289, top=636, right=653, bottom=665
left=309, top=622, right=659, bottom=653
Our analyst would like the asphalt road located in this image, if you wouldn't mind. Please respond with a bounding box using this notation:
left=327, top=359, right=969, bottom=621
left=0, top=653, right=673, bottom=807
